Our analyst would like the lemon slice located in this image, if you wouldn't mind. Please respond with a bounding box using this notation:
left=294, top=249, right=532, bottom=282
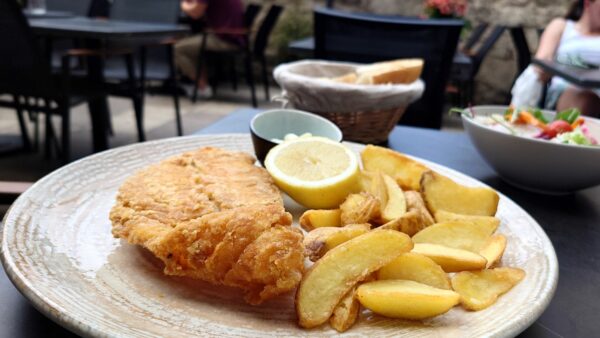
left=264, top=137, right=360, bottom=209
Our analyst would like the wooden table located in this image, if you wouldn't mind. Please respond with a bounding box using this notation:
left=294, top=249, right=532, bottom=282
left=1, top=108, right=599, bottom=337
left=28, top=17, right=188, bottom=152
left=533, top=58, right=600, bottom=89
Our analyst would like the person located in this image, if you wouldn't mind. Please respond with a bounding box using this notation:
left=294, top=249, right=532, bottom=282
left=535, top=0, right=600, bottom=117
left=175, top=0, right=245, bottom=97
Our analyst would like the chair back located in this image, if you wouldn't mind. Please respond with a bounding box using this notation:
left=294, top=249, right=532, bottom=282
left=110, top=0, right=180, bottom=24
left=471, top=26, right=505, bottom=76
left=314, top=7, right=463, bottom=129
left=253, top=5, right=283, bottom=58
left=0, top=0, right=54, bottom=97
left=244, top=3, right=262, bottom=29
left=46, top=0, right=92, bottom=16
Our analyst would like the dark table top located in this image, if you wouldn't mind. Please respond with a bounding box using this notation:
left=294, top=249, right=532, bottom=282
left=1, top=108, right=599, bottom=337
left=28, top=16, right=189, bottom=39
left=533, top=58, right=600, bottom=89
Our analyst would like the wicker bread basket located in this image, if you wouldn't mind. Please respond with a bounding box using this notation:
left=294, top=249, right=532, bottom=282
left=274, top=60, right=424, bottom=144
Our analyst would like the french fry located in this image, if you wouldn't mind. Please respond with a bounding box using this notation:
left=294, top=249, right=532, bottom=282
left=299, top=209, right=341, bottom=231
left=412, top=243, right=487, bottom=272
left=361, top=145, right=429, bottom=191
left=434, top=210, right=499, bottom=234
left=303, top=224, right=371, bottom=262
left=356, top=280, right=459, bottom=320
left=421, top=171, right=499, bottom=216
left=378, top=252, right=451, bottom=290
left=405, top=190, right=435, bottom=227
left=381, top=174, right=407, bottom=223
left=378, top=210, right=424, bottom=236
left=360, top=171, right=388, bottom=207
left=329, top=287, right=360, bottom=332
left=296, top=230, right=413, bottom=328
left=479, top=234, right=507, bottom=268
left=451, top=267, right=525, bottom=311
left=340, top=192, right=381, bottom=225
left=412, top=221, right=492, bottom=253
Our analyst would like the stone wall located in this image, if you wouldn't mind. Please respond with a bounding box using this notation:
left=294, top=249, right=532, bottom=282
left=261, top=0, right=573, bottom=103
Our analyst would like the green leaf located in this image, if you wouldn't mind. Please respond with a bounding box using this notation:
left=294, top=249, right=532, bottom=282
left=531, top=108, right=549, bottom=124
left=553, top=108, right=581, bottom=124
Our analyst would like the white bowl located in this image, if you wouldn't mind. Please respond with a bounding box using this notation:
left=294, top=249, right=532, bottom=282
left=462, top=105, right=600, bottom=194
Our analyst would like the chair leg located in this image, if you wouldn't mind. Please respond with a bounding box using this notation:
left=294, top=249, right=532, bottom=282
left=13, top=95, right=31, bottom=151
left=260, top=56, right=270, bottom=101
left=168, top=46, right=183, bottom=136
left=244, top=54, right=257, bottom=108
left=231, top=57, right=238, bottom=91
left=60, top=102, right=70, bottom=163
left=125, top=54, right=145, bottom=142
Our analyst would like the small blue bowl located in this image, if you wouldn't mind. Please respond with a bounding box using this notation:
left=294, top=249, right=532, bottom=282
left=250, top=109, right=343, bottom=164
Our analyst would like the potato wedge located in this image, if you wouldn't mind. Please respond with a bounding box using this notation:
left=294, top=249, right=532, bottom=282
left=361, top=145, right=429, bottom=191
left=360, top=171, right=388, bottom=207
left=329, top=287, right=360, bottom=332
left=412, top=243, right=487, bottom=272
left=296, top=230, right=413, bottom=328
left=303, top=224, right=371, bottom=262
left=434, top=210, right=500, bottom=234
left=412, top=221, right=492, bottom=253
left=378, top=252, right=451, bottom=290
left=299, top=209, right=342, bottom=231
left=421, top=171, right=499, bottom=216
left=381, top=174, right=407, bottom=222
left=451, top=267, right=525, bottom=311
left=480, top=234, right=507, bottom=268
left=405, top=190, right=435, bottom=227
left=340, top=192, right=381, bottom=225
left=378, top=210, right=425, bottom=236
left=356, top=280, right=459, bottom=320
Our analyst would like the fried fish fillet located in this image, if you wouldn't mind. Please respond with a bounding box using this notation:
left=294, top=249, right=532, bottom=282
left=110, top=147, right=305, bottom=304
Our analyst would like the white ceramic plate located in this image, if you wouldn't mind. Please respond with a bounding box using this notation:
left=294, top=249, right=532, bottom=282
left=1, top=134, right=558, bottom=338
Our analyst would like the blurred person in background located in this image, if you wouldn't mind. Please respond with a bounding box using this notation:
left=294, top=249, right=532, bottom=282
left=535, top=0, right=600, bottom=117
left=175, top=0, right=245, bottom=98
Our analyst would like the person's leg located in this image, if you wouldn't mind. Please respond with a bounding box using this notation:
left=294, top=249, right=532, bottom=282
left=174, top=35, right=203, bottom=84
left=556, top=87, right=600, bottom=117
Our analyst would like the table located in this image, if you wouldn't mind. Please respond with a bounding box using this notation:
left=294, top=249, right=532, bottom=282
left=1, top=108, right=599, bottom=337
left=533, top=58, right=600, bottom=89
left=28, top=17, right=188, bottom=152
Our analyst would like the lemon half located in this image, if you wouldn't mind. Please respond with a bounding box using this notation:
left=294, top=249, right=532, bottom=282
left=264, top=137, right=360, bottom=209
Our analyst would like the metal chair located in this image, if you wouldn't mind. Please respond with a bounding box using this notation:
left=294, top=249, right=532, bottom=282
left=100, top=0, right=183, bottom=138
left=314, top=7, right=463, bottom=129
left=0, top=0, right=106, bottom=162
left=192, top=4, right=282, bottom=107
left=450, top=24, right=505, bottom=105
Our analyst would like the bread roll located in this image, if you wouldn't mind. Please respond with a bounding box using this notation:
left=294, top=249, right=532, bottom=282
left=330, top=73, right=358, bottom=84
left=356, top=59, right=423, bottom=85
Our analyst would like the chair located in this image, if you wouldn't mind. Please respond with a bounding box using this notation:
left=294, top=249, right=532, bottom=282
left=193, top=4, right=282, bottom=107
left=313, top=7, right=463, bottom=129
left=0, top=0, right=106, bottom=162
left=46, top=0, right=92, bottom=16
left=101, top=0, right=183, bottom=138
left=450, top=25, right=505, bottom=105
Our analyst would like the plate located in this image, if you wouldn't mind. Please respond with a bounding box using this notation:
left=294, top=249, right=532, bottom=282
left=1, top=134, right=558, bottom=337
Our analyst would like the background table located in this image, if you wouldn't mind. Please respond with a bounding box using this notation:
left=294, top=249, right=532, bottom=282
left=2, top=108, right=599, bottom=337
left=28, top=17, right=188, bottom=152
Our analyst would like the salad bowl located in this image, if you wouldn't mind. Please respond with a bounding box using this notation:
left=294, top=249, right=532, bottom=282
left=461, top=105, right=600, bottom=194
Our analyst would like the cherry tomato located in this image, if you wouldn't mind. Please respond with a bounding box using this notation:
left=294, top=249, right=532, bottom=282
left=542, top=120, right=573, bottom=139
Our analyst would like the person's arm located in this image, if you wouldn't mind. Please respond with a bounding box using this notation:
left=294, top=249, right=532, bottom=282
left=181, top=0, right=207, bottom=20
left=534, top=18, right=567, bottom=82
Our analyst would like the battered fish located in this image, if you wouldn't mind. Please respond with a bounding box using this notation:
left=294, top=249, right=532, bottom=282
left=110, top=147, right=305, bottom=304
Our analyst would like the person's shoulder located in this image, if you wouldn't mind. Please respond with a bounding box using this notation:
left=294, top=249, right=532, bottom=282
left=545, top=17, right=568, bottom=34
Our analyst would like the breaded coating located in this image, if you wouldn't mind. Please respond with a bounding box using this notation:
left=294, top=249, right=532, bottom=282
left=110, top=147, right=304, bottom=304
